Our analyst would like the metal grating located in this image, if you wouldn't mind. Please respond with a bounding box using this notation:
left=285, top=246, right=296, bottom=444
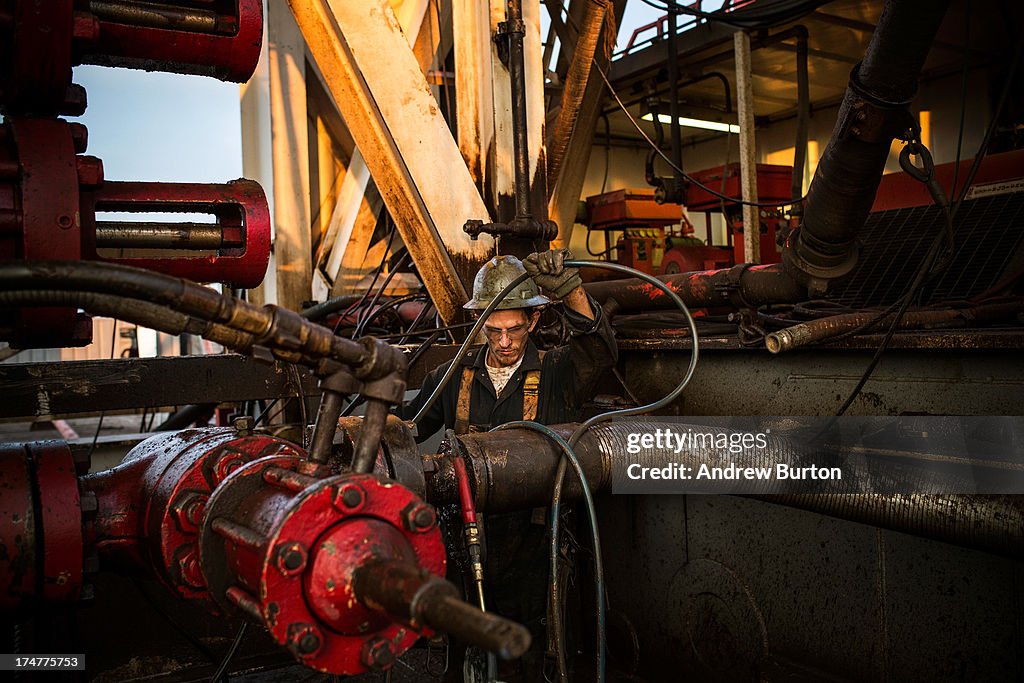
left=827, top=192, right=1024, bottom=308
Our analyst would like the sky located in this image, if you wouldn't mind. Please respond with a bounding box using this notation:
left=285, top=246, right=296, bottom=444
left=71, top=65, right=243, bottom=185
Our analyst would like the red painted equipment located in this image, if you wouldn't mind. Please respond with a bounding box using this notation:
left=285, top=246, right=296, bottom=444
left=201, top=459, right=449, bottom=673
left=4, top=426, right=529, bottom=674
left=82, top=428, right=304, bottom=602
left=871, top=149, right=1024, bottom=212
left=584, top=187, right=733, bottom=276
left=684, top=163, right=793, bottom=266
left=0, top=0, right=263, bottom=117
left=0, top=0, right=271, bottom=347
left=0, top=440, right=88, bottom=613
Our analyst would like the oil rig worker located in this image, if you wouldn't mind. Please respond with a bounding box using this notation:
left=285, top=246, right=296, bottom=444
left=401, top=248, right=618, bottom=438
left=398, top=248, right=617, bottom=681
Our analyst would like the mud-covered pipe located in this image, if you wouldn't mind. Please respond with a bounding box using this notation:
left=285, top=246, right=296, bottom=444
left=547, top=0, right=608, bottom=187
left=428, top=422, right=1024, bottom=559
left=766, top=301, right=1024, bottom=353
left=783, top=0, right=951, bottom=292
left=583, top=262, right=805, bottom=311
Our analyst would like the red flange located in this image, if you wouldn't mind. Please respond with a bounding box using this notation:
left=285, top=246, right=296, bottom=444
left=82, top=428, right=304, bottom=602
left=0, top=0, right=263, bottom=117
left=77, top=0, right=264, bottom=84
left=200, top=459, right=446, bottom=674
left=0, top=441, right=83, bottom=611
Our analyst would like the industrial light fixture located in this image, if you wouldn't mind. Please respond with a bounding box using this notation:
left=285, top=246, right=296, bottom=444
left=641, top=112, right=740, bottom=134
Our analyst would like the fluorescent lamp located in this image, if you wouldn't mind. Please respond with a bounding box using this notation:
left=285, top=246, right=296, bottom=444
left=641, top=112, right=739, bottom=134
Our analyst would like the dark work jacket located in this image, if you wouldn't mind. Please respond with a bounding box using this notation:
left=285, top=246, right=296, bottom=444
left=399, top=295, right=617, bottom=441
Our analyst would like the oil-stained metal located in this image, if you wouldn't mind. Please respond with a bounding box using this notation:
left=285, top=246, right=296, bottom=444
left=0, top=354, right=317, bottom=419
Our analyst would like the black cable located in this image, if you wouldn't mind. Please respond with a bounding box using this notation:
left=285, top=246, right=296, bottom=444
left=585, top=227, right=614, bottom=258
left=355, top=292, right=424, bottom=339
left=353, top=251, right=412, bottom=338
left=591, top=58, right=805, bottom=208
left=253, top=398, right=282, bottom=427
left=300, top=295, right=364, bottom=322
left=426, top=260, right=699, bottom=682
left=372, top=321, right=474, bottom=342
left=208, top=622, right=248, bottom=683
left=333, top=225, right=398, bottom=336
left=397, top=301, right=435, bottom=345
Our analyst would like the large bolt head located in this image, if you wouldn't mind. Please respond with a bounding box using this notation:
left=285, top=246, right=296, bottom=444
left=212, top=453, right=246, bottom=484
left=361, top=636, right=396, bottom=671
left=401, top=502, right=437, bottom=533
left=176, top=546, right=204, bottom=588
left=172, top=492, right=208, bottom=532
left=334, top=482, right=366, bottom=513
left=233, top=415, right=255, bottom=435
left=286, top=623, right=323, bottom=659
left=275, top=541, right=308, bottom=576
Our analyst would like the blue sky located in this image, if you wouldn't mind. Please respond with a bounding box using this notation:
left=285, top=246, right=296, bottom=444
left=71, top=65, right=243, bottom=184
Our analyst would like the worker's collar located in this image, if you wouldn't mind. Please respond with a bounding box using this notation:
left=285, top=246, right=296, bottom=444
left=463, top=338, right=542, bottom=372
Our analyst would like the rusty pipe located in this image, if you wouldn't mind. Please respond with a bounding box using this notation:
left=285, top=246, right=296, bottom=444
left=352, top=559, right=531, bottom=660
left=583, top=262, right=805, bottom=311
left=765, top=302, right=1024, bottom=353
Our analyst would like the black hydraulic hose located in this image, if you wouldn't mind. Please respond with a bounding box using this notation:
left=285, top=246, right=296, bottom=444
left=785, top=0, right=951, bottom=287
left=0, top=289, right=265, bottom=357
left=354, top=252, right=412, bottom=338
left=440, top=260, right=696, bottom=683
left=550, top=261, right=697, bottom=683
left=0, top=260, right=369, bottom=368
left=300, top=294, right=363, bottom=322
left=493, top=421, right=604, bottom=682
left=355, top=293, right=424, bottom=338
left=397, top=301, right=435, bottom=345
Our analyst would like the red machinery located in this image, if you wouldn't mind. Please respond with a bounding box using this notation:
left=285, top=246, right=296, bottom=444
left=683, top=162, right=793, bottom=266
left=0, top=0, right=271, bottom=348
left=2, top=421, right=529, bottom=674
left=585, top=165, right=793, bottom=279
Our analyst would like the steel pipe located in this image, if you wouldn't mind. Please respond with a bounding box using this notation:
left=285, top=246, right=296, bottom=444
left=433, top=422, right=1024, bottom=559
left=95, top=222, right=238, bottom=250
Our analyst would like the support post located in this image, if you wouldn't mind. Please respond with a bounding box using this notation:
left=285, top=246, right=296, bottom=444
left=240, top=0, right=312, bottom=309
left=734, top=30, right=760, bottom=264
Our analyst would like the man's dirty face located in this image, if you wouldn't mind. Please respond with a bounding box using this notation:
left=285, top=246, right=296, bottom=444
left=482, top=309, right=540, bottom=367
